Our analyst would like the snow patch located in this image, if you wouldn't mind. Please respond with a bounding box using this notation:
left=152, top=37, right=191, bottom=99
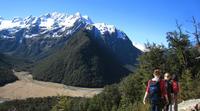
left=93, top=23, right=116, bottom=34
left=132, top=42, right=146, bottom=52
left=40, top=18, right=54, bottom=29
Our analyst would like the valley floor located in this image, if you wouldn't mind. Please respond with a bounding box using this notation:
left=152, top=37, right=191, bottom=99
left=0, top=71, right=103, bottom=101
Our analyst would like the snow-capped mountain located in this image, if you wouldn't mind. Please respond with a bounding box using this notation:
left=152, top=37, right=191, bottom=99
left=0, top=12, right=142, bottom=66
left=0, top=12, right=89, bottom=30
left=0, top=12, right=127, bottom=40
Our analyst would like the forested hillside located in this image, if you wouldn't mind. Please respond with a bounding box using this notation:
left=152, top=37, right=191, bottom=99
left=33, top=29, right=131, bottom=87
left=0, top=54, right=18, bottom=86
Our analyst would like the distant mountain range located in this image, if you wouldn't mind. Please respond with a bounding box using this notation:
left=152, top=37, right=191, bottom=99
left=0, top=12, right=145, bottom=50
left=0, top=12, right=142, bottom=87
left=0, top=12, right=128, bottom=40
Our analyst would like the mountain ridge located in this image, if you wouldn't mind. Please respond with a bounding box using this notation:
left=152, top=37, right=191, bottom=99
left=0, top=12, right=127, bottom=40
left=0, top=12, right=144, bottom=51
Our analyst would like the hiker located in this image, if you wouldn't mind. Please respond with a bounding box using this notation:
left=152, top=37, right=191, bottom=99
left=163, top=73, right=173, bottom=111
left=171, top=74, right=179, bottom=111
left=143, top=68, right=169, bottom=111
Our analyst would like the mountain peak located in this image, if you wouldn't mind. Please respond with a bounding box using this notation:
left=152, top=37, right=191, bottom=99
left=0, top=12, right=132, bottom=42
left=0, top=12, right=93, bottom=30
left=75, top=12, right=81, bottom=17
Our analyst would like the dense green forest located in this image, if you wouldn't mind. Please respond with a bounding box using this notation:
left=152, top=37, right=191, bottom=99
left=0, top=21, right=200, bottom=111
left=0, top=54, right=18, bottom=86
left=0, top=97, right=59, bottom=111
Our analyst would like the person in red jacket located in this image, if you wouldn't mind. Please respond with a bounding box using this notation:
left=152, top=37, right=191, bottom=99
left=172, top=74, right=179, bottom=111
left=164, top=73, right=174, bottom=111
left=143, top=68, right=169, bottom=111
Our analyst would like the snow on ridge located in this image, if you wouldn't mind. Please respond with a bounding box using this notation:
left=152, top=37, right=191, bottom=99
left=0, top=12, right=92, bottom=30
left=0, top=12, right=121, bottom=36
left=40, top=18, right=54, bottom=29
left=0, top=20, right=24, bottom=30
left=93, top=23, right=116, bottom=34
left=132, top=41, right=146, bottom=52
left=90, top=23, right=128, bottom=40
left=0, top=12, right=137, bottom=42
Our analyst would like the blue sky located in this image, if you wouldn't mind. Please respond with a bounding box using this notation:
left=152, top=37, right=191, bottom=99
left=0, top=0, right=200, bottom=46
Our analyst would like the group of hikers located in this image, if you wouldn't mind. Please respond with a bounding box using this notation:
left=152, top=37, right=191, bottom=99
left=143, top=68, right=179, bottom=111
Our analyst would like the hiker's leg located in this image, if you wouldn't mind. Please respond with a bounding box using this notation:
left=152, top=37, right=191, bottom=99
left=151, top=103, right=156, bottom=111
left=173, top=94, right=178, bottom=111
left=166, top=104, right=169, bottom=111
left=174, top=102, right=177, bottom=111
left=161, top=99, right=166, bottom=111
left=169, top=104, right=172, bottom=111
left=163, top=105, right=166, bottom=111
left=157, top=104, right=162, bottom=111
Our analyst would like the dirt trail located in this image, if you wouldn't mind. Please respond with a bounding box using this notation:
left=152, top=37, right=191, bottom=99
left=178, top=99, right=200, bottom=111
left=0, top=71, right=103, bottom=101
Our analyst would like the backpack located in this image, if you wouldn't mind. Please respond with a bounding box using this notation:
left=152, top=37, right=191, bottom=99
left=172, top=80, right=179, bottom=94
left=149, top=80, right=162, bottom=104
